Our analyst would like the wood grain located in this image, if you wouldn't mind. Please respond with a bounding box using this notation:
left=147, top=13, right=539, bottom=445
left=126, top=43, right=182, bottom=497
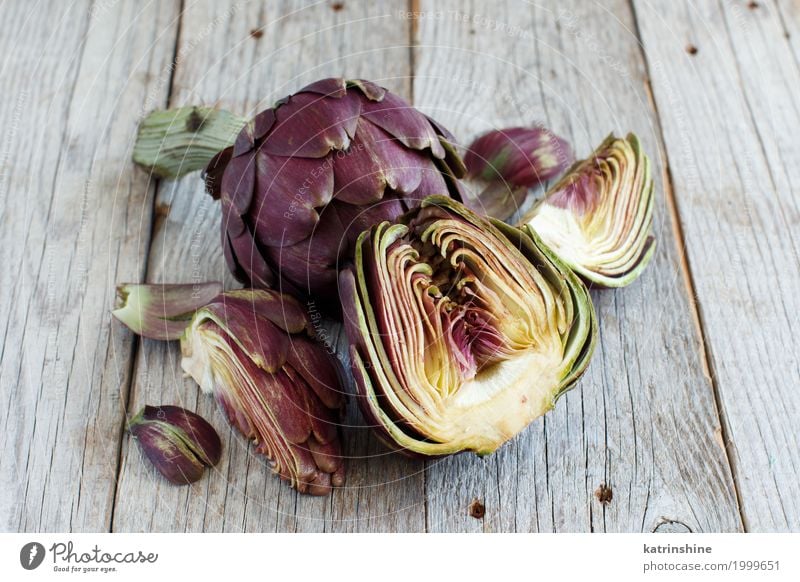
left=0, top=0, right=180, bottom=531
left=1, top=0, right=795, bottom=534
left=631, top=0, right=800, bottom=531
left=413, top=0, right=741, bottom=532
left=111, top=0, right=427, bottom=533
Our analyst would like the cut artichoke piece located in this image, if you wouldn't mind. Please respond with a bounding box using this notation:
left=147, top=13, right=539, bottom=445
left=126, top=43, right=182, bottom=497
left=113, top=284, right=346, bottom=495
left=180, top=289, right=346, bottom=495
left=521, top=133, right=656, bottom=288
left=340, top=196, right=596, bottom=456
left=128, top=405, right=222, bottom=485
left=461, top=126, right=573, bottom=221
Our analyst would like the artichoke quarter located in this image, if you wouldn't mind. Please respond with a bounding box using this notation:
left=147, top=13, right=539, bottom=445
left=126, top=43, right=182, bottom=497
left=113, top=283, right=345, bottom=495
left=339, top=196, right=597, bottom=456
left=520, top=133, right=656, bottom=287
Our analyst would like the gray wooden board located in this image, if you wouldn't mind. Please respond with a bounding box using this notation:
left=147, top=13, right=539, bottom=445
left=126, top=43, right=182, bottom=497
left=631, top=0, right=800, bottom=532
left=1, top=0, right=796, bottom=533
left=0, top=0, right=180, bottom=532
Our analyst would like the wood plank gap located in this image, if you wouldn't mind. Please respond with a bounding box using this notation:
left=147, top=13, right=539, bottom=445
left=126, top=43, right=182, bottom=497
left=771, top=1, right=800, bottom=77
left=108, top=0, right=187, bottom=533
left=626, top=0, right=746, bottom=531
left=166, top=0, right=188, bottom=109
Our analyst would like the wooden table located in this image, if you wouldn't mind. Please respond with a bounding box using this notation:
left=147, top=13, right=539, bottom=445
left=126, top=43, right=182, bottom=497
left=2, top=0, right=798, bottom=533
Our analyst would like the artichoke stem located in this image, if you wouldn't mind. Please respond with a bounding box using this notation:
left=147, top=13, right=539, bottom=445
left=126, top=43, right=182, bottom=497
left=133, top=106, right=247, bottom=179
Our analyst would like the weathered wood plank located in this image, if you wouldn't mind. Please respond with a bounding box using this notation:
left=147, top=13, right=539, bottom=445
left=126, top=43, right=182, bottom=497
left=0, top=1, right=180, bottom=531
left=413, top=0, right=742, bottom=532
left=111, top=0, right=426, bottom=533
left=631, top=0, right=800, bottom=531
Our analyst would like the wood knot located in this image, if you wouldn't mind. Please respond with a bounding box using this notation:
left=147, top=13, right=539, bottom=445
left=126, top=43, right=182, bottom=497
left=468, top=498, right=485, bottom=519
left=155, top=203, right=171, bottom=218
left=595, top=484, right=613, bottom=505
left=685, top=44, right=698, bottom=56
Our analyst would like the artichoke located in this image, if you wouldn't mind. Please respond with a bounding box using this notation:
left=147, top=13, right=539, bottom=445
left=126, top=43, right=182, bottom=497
left=339, top=196, right=596, bottom=456
left=461, top=126, right=573, bottom=220
left=134, top=78, right=466, bottom=305
left=520, top=134, right=656, bottom=287
left=128, top=405, right=222, bottom=485
left=465, top=126, right=573, bottom=187
left=113, top=284, right=345, bottom=495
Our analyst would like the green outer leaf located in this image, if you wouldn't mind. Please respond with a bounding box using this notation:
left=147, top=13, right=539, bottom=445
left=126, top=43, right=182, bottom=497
left=133, top=106, right=247, bottom=179
left=112, top=282, right=222, bottom=341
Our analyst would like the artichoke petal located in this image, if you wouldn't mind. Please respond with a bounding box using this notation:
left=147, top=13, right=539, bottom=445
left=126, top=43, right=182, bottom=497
left=112, top=282, right=222, bottom=341
left=250, top=151, right=331, bottom=248
left=332, top=119, right=427, bottom=204
left=462, top=126, right=573, bottom=221
left=522, top=133, right=656, bottom=288
left=263, top=90, right=361, bottom=157
left=466, top=127, right=573, bottom=187
left=128, top=405, right=221, bottom=485
left=360, top=91, right=446, bottom=158
left=341, top=196, right=597, bottom=456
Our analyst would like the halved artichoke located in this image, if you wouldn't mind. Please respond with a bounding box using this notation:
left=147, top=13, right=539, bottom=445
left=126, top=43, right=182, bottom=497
left=520, top=133, right=656, bottom=288
left=340, top=196, right=596, bottom=456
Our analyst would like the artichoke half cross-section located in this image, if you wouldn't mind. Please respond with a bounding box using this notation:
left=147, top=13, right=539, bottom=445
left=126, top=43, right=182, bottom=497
left=340, top=196, right=597, bottom=456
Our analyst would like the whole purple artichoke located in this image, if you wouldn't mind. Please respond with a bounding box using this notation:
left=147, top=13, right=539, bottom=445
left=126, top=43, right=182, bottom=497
left=135, top=78, right=466, bottom=305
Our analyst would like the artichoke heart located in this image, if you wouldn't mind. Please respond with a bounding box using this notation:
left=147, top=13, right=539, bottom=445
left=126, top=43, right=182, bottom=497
left=341, top=196, right=596, bottom=456
left=521, top=133, right=656, bottom=288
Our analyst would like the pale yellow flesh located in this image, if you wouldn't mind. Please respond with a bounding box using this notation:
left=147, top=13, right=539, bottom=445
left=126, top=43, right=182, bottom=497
left=528, top=205, right=598, bottom=271
left=424, top=346, right=563, bottom=452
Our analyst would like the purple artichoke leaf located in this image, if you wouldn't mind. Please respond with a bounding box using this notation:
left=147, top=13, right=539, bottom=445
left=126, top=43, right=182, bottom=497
left=361, top=91, right=445, bottom=158
left=263, top=91, right=360, bottom=158
left=129, top=404, right=221, bottom=485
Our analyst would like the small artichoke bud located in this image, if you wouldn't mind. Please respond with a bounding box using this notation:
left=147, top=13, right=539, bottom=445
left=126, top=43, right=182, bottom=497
left=128, top=405, right=222, bottom=485
left=462, top=126, right=573, bottom=220
left=113, top=282, right=222, bottom=340
left=465, top=126, right=573, bottom=187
